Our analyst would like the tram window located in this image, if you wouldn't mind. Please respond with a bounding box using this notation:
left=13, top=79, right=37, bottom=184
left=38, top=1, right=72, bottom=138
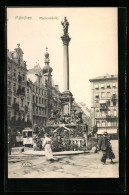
left=28, top=131, right=32, bottom=137
left=23, top=131, right=28, bottom=138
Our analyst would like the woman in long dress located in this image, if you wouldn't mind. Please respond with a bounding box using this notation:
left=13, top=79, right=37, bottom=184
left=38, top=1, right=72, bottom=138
left=42, top=133, right=54, bottom=161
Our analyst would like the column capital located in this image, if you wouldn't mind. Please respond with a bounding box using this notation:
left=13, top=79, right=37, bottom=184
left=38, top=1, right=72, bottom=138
left=61, top=34, right=71, bottom=45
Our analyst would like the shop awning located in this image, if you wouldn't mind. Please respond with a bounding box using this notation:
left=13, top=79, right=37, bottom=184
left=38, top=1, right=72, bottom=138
left=97, top=129, right=117, bottom=134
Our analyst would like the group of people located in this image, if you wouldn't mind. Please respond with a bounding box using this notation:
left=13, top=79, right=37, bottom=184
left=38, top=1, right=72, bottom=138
left=42, top=131, right=115, bottom=165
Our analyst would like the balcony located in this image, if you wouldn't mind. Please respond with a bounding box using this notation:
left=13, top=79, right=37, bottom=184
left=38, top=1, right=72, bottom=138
left=111, top=94, right=117, bottom=101
left=106, top=115, right=118, bottom=119
left=100, top=104, right=107, bottom=110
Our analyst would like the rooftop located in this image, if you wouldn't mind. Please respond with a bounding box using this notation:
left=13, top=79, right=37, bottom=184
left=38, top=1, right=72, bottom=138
left=89, top=74, right=118, bottom=82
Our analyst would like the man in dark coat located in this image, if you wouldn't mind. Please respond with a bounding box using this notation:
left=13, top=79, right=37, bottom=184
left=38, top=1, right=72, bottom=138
left=98, top=131, right=115, bottom=164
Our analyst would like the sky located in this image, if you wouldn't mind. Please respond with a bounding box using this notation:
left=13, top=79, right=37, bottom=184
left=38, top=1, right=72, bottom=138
left=7, top=8, right=118, bottom=108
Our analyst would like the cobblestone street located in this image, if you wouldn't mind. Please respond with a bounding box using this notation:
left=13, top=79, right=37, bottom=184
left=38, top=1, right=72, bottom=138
left=8, top=140, right=119, bottom=178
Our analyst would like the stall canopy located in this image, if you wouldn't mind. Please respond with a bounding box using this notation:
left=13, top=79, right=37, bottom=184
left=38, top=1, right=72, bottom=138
left=97, top=129, right=117, bottom=134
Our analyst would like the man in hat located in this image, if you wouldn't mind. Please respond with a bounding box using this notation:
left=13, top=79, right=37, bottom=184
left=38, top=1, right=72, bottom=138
left=98, top=131, right=115, bottom=165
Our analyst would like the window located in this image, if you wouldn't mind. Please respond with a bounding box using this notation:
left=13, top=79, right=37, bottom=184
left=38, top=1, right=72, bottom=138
left=107, top=122, right=111, bottom=126
left=13, top=98, right=16, bottom=104
left=39, top=89, right=40, bottom=94
left=36, top=96, right=38, bottom=103
left=107, top=83, right=110, bottom=88
left=95, top=84, right=99, bottom=89
left=113, top=109, right=117, bottom=116
left=107, top=92, right=111, bottom=98
left=36, top=88, right=38, bottom=93
left=113, top=83, right=116, bottom=87
left=23, top=131, right=28, bottom=138
left=27, top=102, right=29, bottom=106
left=101, top=111, right=105, bottom=117
left=106, top=101, right=110, bottom=106
left=113, top=101, right=116, bottom=106
left=27, top=115, right=30, bottom=121
left=13, top=83, right=16, bottom=93
left=13, top=69, right=16, bottom=77
left=8, top=97, right=11, bottom=105
left=42, top=90, right=44, bottom=95
left=33, top=95, right=35, bottom=102
left=113, top=92, right=116, bottom=95
left=21, top=98, right=24, bottom=107
left=96, top=121, right=100, bottom=127
left=96, top=110, right=99, bottom=117
left=27, top=88, right=29, bottom=93
left=102, top=121, right=106, bottom=127
left=101, top=92, right=105, bottom=98
left=23, top=74, right=25, bottom=81
left=39, top=97, right=41, bottom=104
left=101, top=84, right=104, bottom=88
left=23, top=114, right=25, bottom=121
left=42, top=98, right=43, bottom=104
left=28, top=131, right=32, bottom=137
left=95, top=93, right=99, bottom=98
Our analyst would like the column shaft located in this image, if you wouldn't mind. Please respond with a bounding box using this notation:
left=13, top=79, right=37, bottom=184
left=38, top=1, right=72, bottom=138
left=63, top=44, right=69, bottom=91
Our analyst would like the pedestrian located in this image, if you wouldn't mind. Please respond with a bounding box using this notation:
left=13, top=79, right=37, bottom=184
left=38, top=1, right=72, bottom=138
left=83, top=138, right=86, bottom=151
left=42, top=133, right=54, bottom=161
left=98, top=131, right=115, bottom=165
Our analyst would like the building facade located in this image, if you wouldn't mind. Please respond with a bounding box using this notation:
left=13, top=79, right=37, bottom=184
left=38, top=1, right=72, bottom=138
left=27, top=64, right=48, bottom=127
left=7, top=45, right=61, bottom=134
left=27, top=48, right=61, bottom=127
left=89, top=74, right=118, bottom=139
left=7, top=44, right=32, bottom=134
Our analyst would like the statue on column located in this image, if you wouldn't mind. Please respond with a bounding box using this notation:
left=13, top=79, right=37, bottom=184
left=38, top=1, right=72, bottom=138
left=61, top=17, right=69, bottom=35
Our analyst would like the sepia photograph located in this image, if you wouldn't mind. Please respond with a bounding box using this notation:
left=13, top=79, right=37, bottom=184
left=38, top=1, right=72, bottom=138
left=7, top=7, right=119, bottom=178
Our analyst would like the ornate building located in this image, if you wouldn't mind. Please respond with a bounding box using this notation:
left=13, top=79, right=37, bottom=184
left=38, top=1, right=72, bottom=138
left=27, top=48, right=61, bottom=126
left=89, top=74, right=118, bottom=139
left=7, top=44, right=61, bottom=135
left=7, top=44, right=32, bottom=134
